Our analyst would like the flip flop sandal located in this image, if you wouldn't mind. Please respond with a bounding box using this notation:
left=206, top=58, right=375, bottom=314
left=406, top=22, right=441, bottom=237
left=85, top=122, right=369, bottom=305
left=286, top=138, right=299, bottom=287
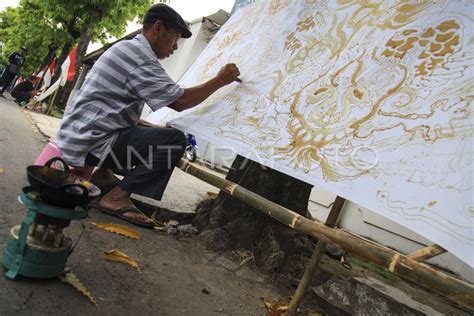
left=130, top=198, right=157, bottom=218
left=90, top=202, right=154, bottom=229
left=94, top=180, right=121, bottom=196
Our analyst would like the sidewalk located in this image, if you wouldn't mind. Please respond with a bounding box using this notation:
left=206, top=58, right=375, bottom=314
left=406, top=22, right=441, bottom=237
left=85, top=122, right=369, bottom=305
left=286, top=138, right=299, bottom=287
left=27, top=111, right=60, bottom=142
left=24, top=110, right=219, bottom=213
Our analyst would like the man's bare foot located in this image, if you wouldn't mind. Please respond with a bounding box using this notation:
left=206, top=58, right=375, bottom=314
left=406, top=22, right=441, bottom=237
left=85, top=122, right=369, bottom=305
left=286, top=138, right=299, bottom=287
left=100, top=185, right=153, bottom=224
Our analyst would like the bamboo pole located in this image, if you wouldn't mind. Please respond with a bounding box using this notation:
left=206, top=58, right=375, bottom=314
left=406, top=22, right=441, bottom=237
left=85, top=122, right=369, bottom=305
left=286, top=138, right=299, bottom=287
left=45, top=86, right=60, bottom=116
left=288, top=196, right=345, bottom=314
left=407, top=244, right=446, bottom=262
left=178, top=160, right=474, bottom=311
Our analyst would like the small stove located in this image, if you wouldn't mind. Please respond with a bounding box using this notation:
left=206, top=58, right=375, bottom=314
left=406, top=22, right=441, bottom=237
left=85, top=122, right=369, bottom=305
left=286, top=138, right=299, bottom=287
left=2, top=188, right=89, bottom=279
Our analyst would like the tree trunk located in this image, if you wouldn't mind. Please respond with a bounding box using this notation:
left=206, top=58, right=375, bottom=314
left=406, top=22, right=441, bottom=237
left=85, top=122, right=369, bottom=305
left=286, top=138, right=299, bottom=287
left=194, top=155, right=314, bottom=286
left=73, top=30, right=91, bottom=83
left=35, top=43, right=57, bottom=89
left=54, top=30, right=91, bottom=110
left=51, top=39, right=73, bottom=84
left=41, top=43, right=57, bottom=70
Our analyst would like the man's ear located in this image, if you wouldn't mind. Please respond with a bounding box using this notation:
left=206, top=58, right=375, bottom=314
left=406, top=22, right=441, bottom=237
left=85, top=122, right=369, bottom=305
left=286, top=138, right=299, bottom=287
left=154, top=20, right=164, bottom=34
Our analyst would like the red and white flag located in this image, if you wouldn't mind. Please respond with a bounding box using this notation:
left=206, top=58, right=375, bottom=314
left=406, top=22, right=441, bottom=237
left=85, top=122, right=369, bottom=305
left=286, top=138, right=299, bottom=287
left=41, top=59, right=56, bottom=88
left=60, top=46, right=77, bottom=86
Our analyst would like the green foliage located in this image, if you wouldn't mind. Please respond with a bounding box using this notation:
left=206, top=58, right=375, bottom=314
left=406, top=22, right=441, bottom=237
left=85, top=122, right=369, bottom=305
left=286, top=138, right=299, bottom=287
left=0, top=46, right=7, bottom=67
left=0, top=0, right=153, bottom=76
left=0, top=7, right=20, bottom=67
left=0, top=2, right=70, bottom=76
left=38, top=0, right=153, bottom=44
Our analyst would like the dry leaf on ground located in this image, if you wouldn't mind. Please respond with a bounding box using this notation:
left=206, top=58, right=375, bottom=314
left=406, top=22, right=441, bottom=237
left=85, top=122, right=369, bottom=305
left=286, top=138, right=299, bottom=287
left=90, top=222, right=141, bottom=239
left=262, top=298, right=289, bottom=316
left=60, top=271, right=98, bottom=308
left=206, top=191, right=218, bottom=198
left=104, top=249, right=141, bottom=272
left=0, top=167, right=4, bottom=174
left=150, top=210, right=165, bottom=229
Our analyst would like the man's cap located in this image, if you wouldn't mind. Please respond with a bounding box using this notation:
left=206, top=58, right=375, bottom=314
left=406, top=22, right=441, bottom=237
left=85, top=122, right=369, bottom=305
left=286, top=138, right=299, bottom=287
left=21, top=47, right=27, bottom=51
left=143, top=4, right=192, bottom=39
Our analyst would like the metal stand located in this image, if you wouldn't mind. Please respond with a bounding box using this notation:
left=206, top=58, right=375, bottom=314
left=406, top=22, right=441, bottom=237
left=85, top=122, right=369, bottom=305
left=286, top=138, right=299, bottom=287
left=2, top=190, right=88, bottom=279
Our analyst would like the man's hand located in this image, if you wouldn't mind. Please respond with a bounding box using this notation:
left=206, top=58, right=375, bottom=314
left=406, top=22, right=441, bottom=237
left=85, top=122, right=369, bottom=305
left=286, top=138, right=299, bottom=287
left=216, top=63, right=241, bottom=85
left=169, top=63, right=242, bottom=112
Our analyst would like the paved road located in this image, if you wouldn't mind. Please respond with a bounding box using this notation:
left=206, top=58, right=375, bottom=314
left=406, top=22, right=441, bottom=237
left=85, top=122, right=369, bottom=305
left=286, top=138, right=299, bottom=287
left=0, top=96, right=44, bottom=239
left=0, top=96, right=55, bottom=313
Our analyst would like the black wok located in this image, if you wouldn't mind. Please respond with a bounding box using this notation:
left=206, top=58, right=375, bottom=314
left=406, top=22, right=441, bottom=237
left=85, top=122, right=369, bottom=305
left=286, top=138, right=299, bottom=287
left=26, top=157, right=100, bottom=208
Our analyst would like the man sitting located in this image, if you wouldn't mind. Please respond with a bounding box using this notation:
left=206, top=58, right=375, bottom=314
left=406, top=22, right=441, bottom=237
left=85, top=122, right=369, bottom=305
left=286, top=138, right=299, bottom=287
left=56, top=4, right=241, bottom=228
left=11, top=75, right=39, bottom=105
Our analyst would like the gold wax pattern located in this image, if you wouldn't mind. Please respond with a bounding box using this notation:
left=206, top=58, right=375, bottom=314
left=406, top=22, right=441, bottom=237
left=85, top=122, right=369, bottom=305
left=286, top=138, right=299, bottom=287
left=382, top=20, right=461, bottom=77
left=170, top=1, right=474, bottom=262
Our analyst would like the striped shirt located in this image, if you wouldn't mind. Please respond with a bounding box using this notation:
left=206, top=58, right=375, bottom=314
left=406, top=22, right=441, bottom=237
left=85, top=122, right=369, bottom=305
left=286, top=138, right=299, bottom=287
left=57, top=34, right=184, bottom=166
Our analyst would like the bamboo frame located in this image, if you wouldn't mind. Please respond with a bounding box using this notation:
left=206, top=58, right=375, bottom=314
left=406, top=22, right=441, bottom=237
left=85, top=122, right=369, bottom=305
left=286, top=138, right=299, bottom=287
left=288, top=196, right=346, bottom=314
left=178, top=160, right=474, bottom=311
left=407, top=244, right=446, bottom=262
left=45, top=87, right=60, bottom=116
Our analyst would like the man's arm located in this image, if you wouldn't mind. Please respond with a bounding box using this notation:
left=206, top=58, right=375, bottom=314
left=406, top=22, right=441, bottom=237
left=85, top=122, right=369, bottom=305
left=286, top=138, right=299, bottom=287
left=169, top=63, right=240, bottom=112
